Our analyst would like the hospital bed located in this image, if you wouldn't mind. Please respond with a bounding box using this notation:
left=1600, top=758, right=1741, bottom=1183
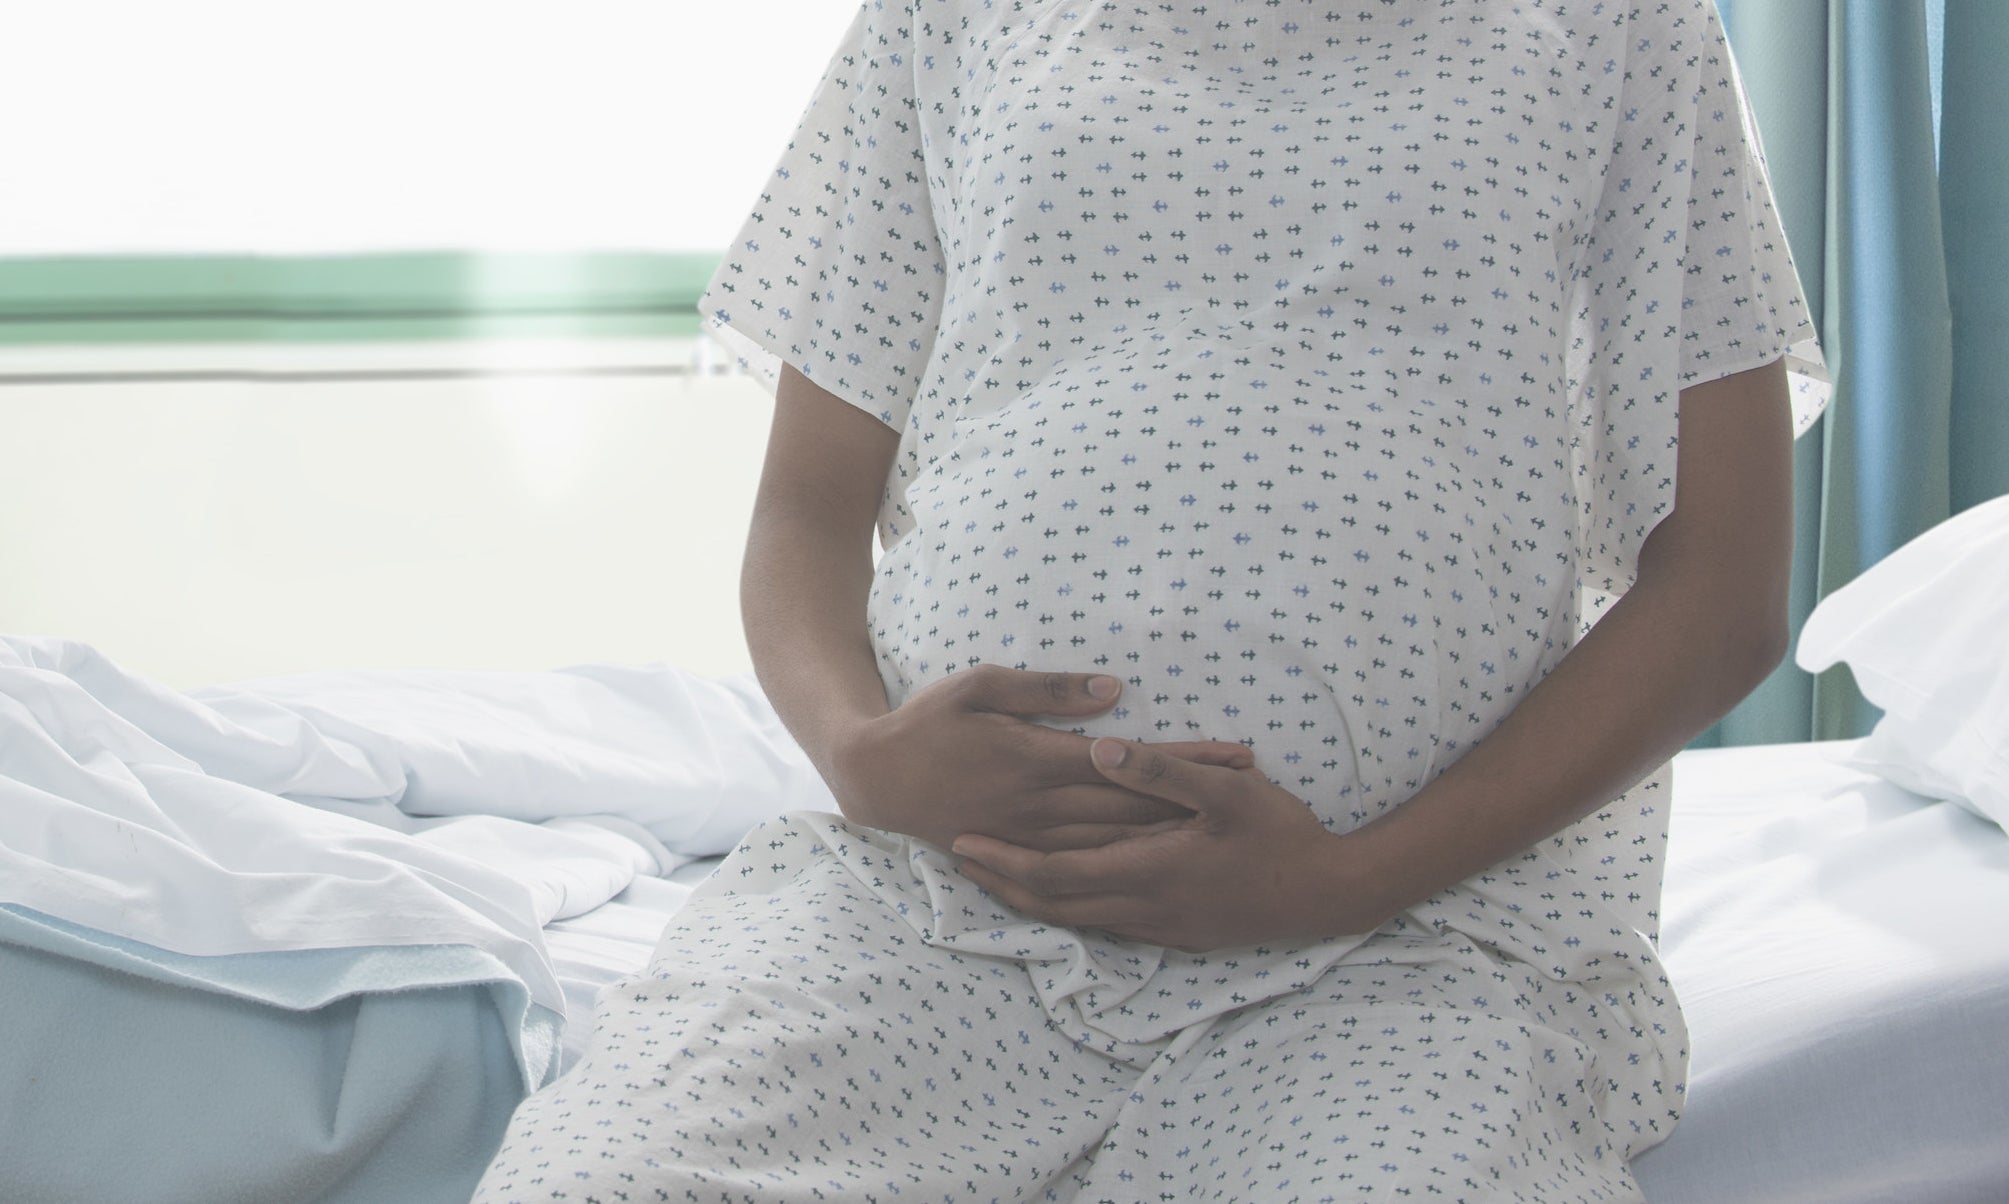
left=2, top=343, right=2003, bottom=1202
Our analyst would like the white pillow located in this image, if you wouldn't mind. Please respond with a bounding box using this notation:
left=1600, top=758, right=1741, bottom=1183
left=1795, top=494, right=2009, bottom=828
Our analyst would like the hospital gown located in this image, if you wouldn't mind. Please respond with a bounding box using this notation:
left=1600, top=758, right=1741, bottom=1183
left=475, top=0, right=1822, bottom=1199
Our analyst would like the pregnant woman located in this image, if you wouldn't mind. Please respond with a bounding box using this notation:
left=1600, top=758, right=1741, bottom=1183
left=477, top=1, right=1824, bottom=1198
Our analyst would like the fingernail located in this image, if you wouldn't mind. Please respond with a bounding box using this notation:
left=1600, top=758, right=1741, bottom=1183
left=1087, top=675, right=1120, bottom=701
left=1091, top=738, right=1127, bottom=769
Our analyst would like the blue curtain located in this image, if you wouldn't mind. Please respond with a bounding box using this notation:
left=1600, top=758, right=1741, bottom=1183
left=1698, top=0, right=2009, bottom=746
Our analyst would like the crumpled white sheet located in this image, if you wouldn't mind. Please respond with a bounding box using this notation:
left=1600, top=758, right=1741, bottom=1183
left=0, top=635, right=834, bottom=1014
left=191, top=654, right=836, bottom=852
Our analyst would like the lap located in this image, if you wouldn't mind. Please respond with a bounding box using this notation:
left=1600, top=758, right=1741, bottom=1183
left=474, top=846, right=1134, bottom=1203
left=476, top=828, right=1652, bottom=1203
left=1077, top=928, right=1647, bottom=1202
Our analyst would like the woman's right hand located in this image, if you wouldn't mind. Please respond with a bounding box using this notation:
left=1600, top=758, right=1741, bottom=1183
left=826, top=664, right=1252, bottom=853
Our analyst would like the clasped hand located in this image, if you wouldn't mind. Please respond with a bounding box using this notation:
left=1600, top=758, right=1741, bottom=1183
left=829, top=665, right=1369, bottom=951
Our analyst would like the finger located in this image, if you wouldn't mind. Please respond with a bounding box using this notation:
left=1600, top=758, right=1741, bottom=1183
left=950, top=834, right=1144, bottom=897
left=955, top=663, right=1123, bottom=719
left=1009, top=728, right=1249, bottom=791
left=953, top=857, right=1146, bottom=931
left=1145, top=739, right=1256, bottom=771
left=1026, top=782, right=1192, bottom=827
left=1014, top=733, right=1259, bottom=786
left=1005, top=817, right=1190, bottom=853
left=1088, top=738, right=1248, bottom=813
left=952, top=784, right=1182, bottom=850
left=1009, top=725, right=1130, bottom=788
left=988, top=726, right=1257, bottom=793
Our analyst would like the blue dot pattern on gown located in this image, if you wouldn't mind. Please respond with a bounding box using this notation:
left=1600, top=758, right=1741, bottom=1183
left=475, top=1, right=1823, bottom=1200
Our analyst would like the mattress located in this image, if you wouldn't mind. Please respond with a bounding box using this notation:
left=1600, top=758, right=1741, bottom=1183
left=1633, top=740, right=2009, bottom=1203
left=0, top=862, right=725, bottom=1204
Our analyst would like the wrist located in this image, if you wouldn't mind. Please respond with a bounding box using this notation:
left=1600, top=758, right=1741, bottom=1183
left=818, top=709, right=894, bottom=825
left=1303, top=823, right=1410, bottom=939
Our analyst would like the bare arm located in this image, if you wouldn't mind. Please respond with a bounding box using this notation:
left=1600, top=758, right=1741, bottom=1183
left=740, top=363, right=904, bottom=783
left=1322, top=356, right=1796, bottom=927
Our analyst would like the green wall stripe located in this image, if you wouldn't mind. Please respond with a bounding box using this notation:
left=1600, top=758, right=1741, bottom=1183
left=0, top=251, right=721, bottom=343
left=0, top=312, right=704, bottom=347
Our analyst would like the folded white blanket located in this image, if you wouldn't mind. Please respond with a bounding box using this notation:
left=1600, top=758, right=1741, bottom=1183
left=191, top=657, right=834, bottom=852
left=0, top=636, right=834, bottom=1012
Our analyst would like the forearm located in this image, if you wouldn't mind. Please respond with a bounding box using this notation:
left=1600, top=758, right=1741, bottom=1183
left=1330, top=549, right=1783, bottom=929
left=740, top=367, right=900, bottom=798
left=1325, top=360, right=1796, bottom=931
left=742, top=507, right=889, bottom=782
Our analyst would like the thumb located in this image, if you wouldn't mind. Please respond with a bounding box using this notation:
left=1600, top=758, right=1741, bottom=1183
left=962, top=665, right=1124, bottom=718
left=1147, top=740, right=1256, bottom=771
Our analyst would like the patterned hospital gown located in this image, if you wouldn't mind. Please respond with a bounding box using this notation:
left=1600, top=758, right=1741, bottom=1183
left=477, top=0, right=1822, bottom=1199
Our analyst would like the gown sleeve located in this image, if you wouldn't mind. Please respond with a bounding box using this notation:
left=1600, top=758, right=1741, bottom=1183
left=698, top=0, right=945, bottom=432
left=1565, top=0, right=1828, bottom=599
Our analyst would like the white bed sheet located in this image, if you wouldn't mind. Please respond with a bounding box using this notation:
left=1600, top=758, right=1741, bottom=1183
left=1634, top=740, right=2009, bottom=1203
left=544, top=859, right=725, bottom=1073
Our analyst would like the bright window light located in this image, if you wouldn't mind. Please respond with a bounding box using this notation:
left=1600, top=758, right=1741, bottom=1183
left=0, top=1, right=860, bottom=254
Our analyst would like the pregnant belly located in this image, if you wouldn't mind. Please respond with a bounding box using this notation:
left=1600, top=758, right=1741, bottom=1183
left=868, top=328, right=1575, bottom=829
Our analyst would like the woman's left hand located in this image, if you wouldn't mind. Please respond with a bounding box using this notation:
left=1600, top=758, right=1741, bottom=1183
left=951, top=738, right=1391, bottom=951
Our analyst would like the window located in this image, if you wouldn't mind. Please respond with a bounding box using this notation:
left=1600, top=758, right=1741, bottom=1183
left=0, top=0, right=859, bottom=255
